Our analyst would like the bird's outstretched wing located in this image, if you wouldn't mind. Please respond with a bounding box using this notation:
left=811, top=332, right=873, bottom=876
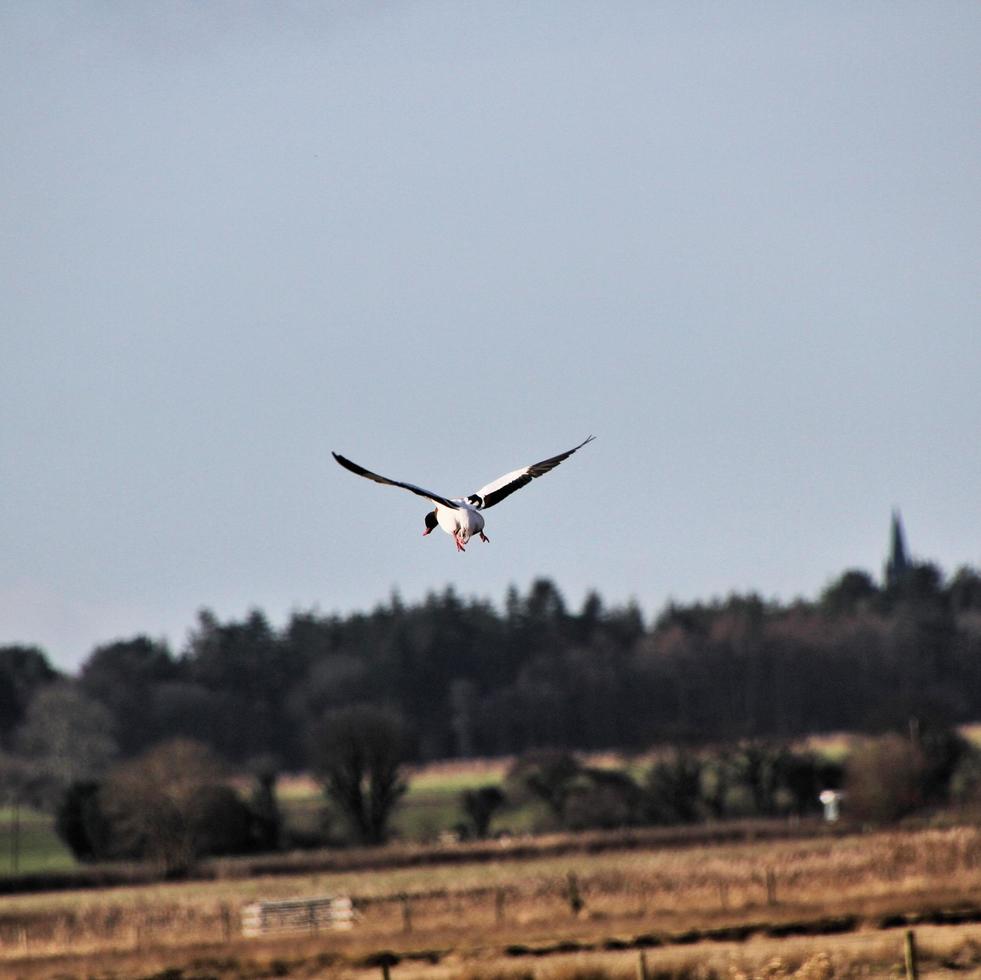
left=467, top=435, right=596, bottom=510
left=332, top=452, right=461, bottom=510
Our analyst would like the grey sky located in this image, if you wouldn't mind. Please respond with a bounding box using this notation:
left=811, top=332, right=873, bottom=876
left=2, top=2, right=979, bottom=671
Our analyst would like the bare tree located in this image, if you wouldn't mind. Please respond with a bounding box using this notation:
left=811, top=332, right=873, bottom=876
left=310, top=705, right=409, bottom=845
left=101, top=738, right=240, bottom=874
left=15, top=681, right=116, bottom=808
left=461, top=785, right=506, bottom=838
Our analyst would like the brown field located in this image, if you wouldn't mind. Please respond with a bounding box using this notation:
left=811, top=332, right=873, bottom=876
left=5, top=821, right=981, bottom=979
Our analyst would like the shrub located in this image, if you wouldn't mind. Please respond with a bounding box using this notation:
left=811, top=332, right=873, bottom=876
left=55, top=780, right=113, bottom=861
left=644, top=750, right=703, bottom=824
left=100, top=738, right=242, bottom=873
left=844, top=733, right=925, bottom=823
left=564, top=768, right=642, bottom=830
left=461, top=785, right=506, bottom=838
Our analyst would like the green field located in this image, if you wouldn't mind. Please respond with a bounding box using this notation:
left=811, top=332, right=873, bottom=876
left=280, top=759, right=545, bottom=844
left=0, top=805, right=75, bottom=876
left=0, top=761, right=521, bottom=877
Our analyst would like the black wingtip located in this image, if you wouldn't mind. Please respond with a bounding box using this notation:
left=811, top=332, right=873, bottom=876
left=332, top=452, right=364, bottom=476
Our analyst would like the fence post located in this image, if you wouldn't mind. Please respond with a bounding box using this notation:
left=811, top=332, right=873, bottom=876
left=400, top=892, right=413, bottom=934
left=637, top=949, right=650, bottom=980
left=904, top=929, right=918, bottom=980
left=765, top=868, right=777, bottom=906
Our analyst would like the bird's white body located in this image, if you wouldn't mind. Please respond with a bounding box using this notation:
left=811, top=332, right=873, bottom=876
left=435, top=500, right=485, bottom=546
left=332, top=436, right=594, bottom=552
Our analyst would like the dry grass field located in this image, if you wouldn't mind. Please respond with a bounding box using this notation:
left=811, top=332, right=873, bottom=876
left=5, top=821, right=981, bottom=979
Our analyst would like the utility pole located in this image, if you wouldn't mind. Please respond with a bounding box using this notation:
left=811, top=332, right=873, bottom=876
left=10, top=798, right=21, bottom=874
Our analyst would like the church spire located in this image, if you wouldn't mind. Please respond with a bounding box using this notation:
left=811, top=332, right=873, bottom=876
left=885, top=509, right=910, bottom=589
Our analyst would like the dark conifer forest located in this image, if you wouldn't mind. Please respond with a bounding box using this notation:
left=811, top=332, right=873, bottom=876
left=3, top=559, right=981, bottom=772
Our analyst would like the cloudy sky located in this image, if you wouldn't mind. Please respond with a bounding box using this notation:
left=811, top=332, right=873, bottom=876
left=2, top=2, right=979, bottom=670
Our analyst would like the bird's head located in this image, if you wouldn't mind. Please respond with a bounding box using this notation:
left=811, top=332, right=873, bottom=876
left=423, top=510, right=438, bottom=536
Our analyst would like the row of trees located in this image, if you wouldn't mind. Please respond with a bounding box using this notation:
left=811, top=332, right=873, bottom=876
left=501, top=726, right=979, bottom=834
left=50, top=721, right=981, bottom=873
left=52, top=704, right=410, bottom=873
left=3, top=565, right=981, bottom=774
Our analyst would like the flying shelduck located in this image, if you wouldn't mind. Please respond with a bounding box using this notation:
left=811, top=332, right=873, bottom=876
left=332, top=436, right=596, bottom=552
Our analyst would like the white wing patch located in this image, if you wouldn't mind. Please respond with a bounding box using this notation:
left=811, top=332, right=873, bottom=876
left=470, top=436, right=595, bottom=510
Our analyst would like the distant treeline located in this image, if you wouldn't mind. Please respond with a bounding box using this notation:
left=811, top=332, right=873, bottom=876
left=2, top=560, right=981, bottom=772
